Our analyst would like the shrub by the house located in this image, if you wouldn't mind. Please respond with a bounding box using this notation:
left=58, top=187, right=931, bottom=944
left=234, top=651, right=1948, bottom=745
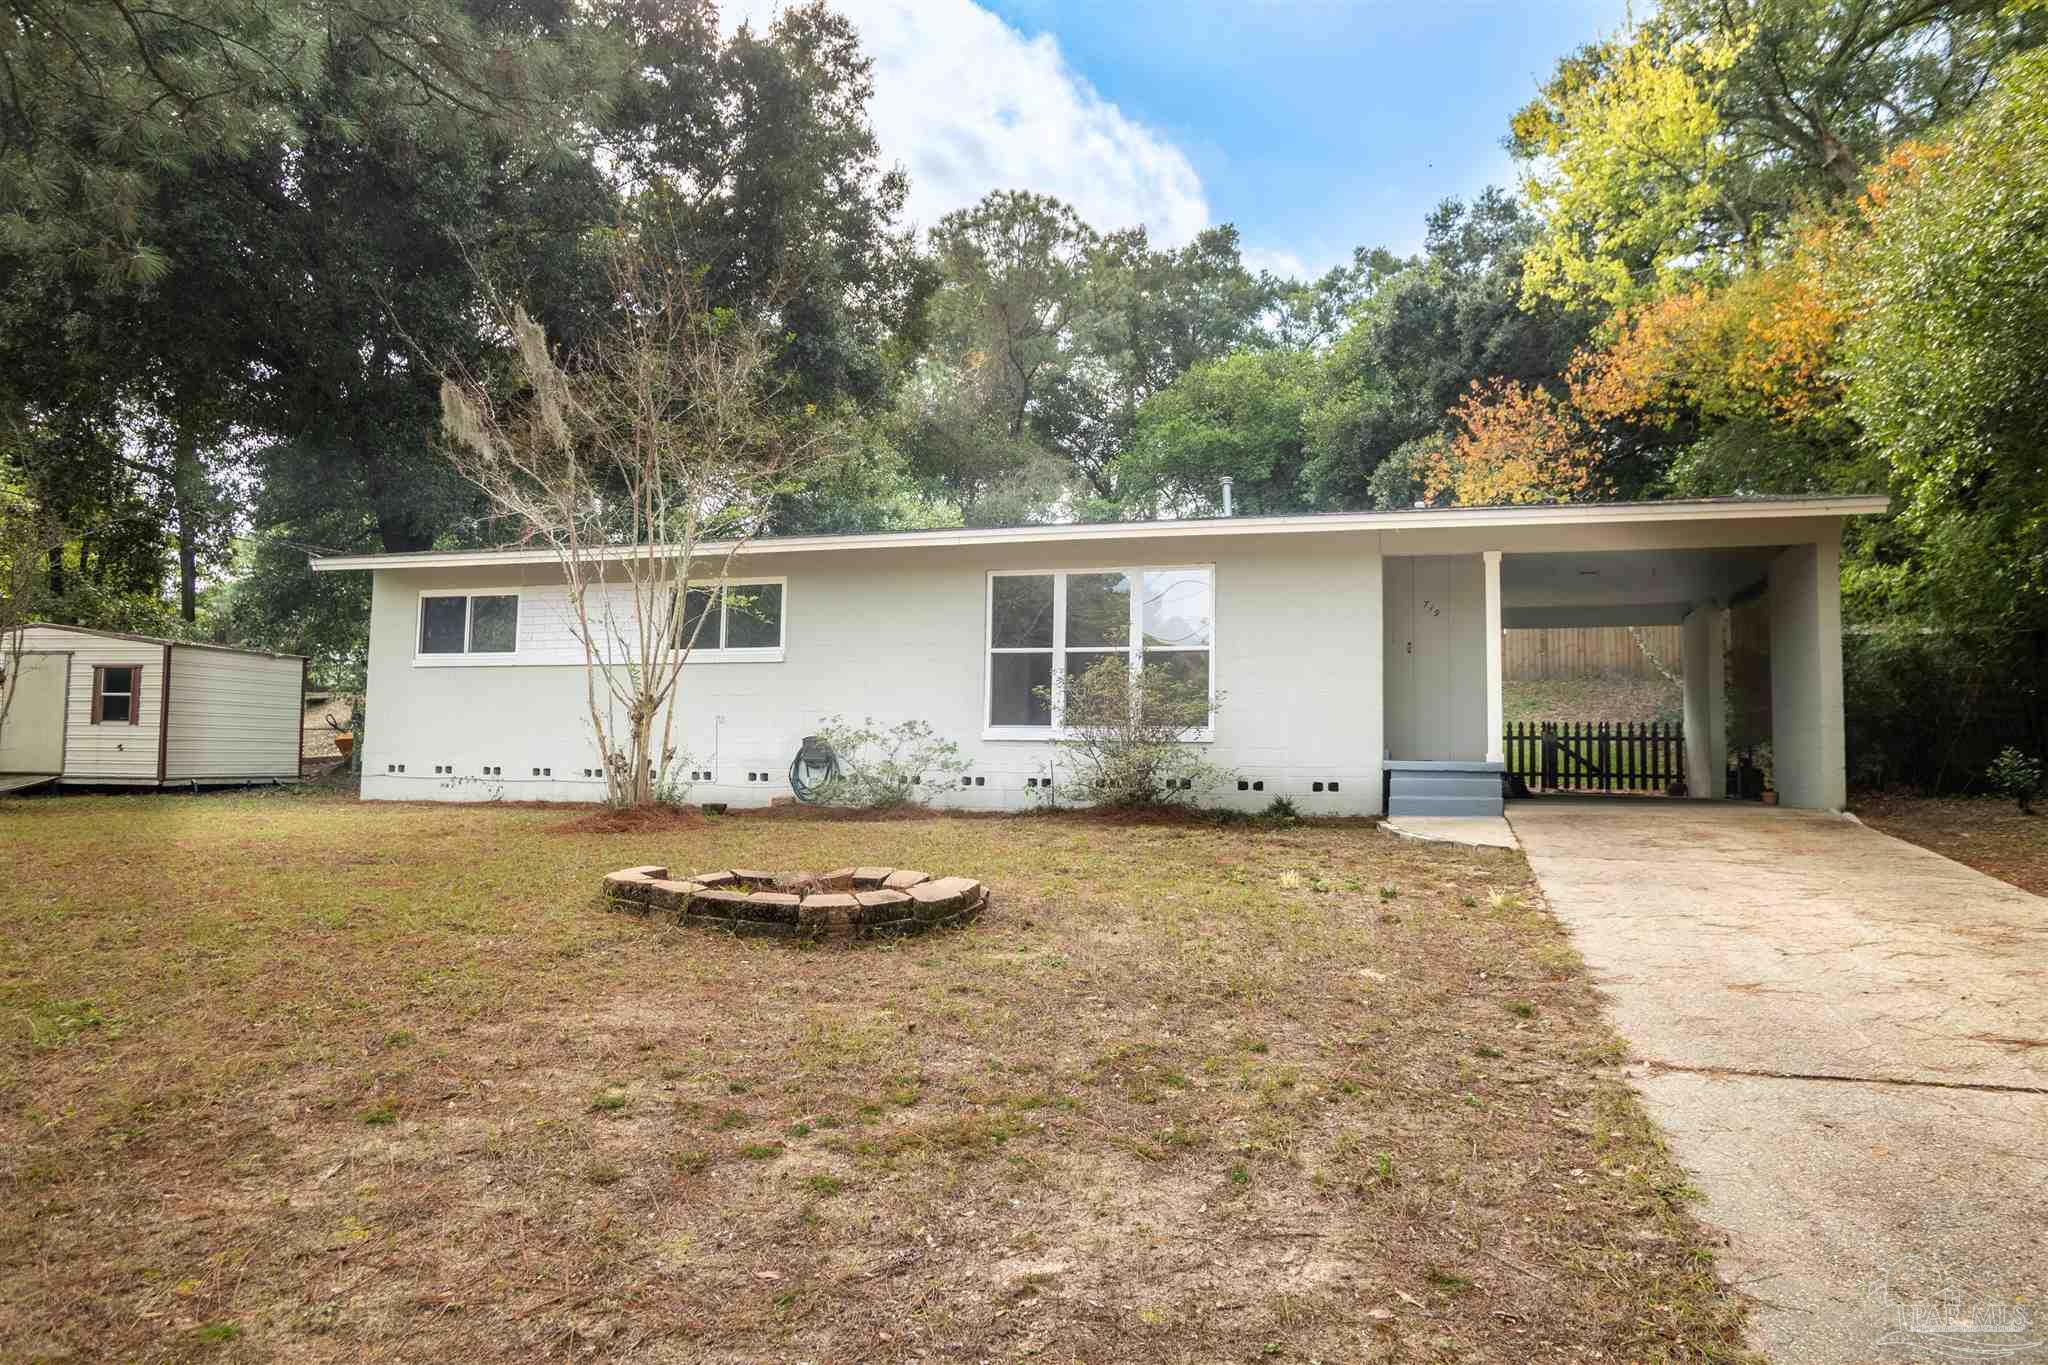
left=1048, top=655, right=1229, bottom=809
left=807, top=716, right=970, bottom=810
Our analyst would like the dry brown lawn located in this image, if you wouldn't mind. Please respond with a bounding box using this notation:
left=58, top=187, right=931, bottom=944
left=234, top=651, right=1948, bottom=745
left=0, top=792, right=1755, bottom=1363
left=1853, top=791, right=2048, bottom=897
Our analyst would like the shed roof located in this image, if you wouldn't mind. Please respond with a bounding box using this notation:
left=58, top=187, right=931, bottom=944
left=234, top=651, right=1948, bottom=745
left=13, top=622, right=306, bottom=662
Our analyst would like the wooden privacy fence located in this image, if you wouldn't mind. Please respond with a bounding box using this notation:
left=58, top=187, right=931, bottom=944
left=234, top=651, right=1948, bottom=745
left=1504, top=626, right=1683, bottom=682
left=1506, top=720, right=1687, bottom=794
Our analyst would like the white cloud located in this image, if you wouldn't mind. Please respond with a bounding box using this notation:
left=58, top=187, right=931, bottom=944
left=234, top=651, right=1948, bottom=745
left=1240, top=245, right=1312, bottom=282
left=726, top=0, right=1210, bottom=243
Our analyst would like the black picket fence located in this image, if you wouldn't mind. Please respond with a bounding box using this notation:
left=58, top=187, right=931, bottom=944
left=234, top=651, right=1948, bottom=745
left=1505, top=720, right=1687, bottom=795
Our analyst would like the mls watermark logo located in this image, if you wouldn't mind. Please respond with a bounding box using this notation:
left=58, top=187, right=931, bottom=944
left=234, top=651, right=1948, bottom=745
left=1869, top=1276, right=2043, bottom=1360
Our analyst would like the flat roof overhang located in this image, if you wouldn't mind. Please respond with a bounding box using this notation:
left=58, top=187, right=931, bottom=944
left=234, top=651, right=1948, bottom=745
left=1501, top=546, right=1784, bottom=628
left=308, top=494, right=1889, bottom=573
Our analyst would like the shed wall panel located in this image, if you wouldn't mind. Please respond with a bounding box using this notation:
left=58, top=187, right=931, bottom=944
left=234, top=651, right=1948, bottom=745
left=164, top=648, right=304, bottom=779
left=39, top=634, right=163, bottom=780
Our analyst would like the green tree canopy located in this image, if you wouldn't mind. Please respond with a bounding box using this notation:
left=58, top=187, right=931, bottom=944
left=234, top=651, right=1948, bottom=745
left=1511, top=0, right=2041, bottom=306
left=905, top=192, right=1279, bottom=522
left=3, top=0, right=934, bottom=660
left=1038, top=224, right=1274, bottom=505
left=1119, top=348, right=1322, bottom=517
left=1304, top=190, right=1596, bottom=506
left=1839, top=48, right=2048, bottom=631
left=0, top=0, right=597, bottom=282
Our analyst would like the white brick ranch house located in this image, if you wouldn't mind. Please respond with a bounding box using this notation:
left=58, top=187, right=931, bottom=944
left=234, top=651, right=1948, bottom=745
left=309, top=494, right=1887, bottom=816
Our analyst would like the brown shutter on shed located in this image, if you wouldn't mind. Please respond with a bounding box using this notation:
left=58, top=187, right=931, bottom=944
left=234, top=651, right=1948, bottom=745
left=129, top=665, right=143, bottom=725
left=90, top=666, right=103, bottom=724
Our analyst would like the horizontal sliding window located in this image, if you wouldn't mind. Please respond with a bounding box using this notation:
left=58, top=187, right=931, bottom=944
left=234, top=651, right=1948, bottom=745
left=469, top=595, right=519, bottom=653
left=986, top=567, right=1214, bottom=733
left=680, top=586, right=722, bottom=651
left=418, top=593, right=519, bottom=655
left=675, top=581, right=785, bottom=654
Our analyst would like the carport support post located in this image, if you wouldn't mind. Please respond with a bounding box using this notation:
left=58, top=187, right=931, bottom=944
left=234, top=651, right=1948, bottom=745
left=1681, top=605, right=1729, bottom=799
left=1768, top=533, right=1847, bottom=810
left=1483, top=550, right=1504, bottom=765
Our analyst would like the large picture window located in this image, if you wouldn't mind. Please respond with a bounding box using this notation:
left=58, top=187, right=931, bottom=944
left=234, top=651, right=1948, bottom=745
left=986, top=567, right=1214, bottom=736
left=418, top=593, right=520, bottom=656
left=675, top=580, right=785, bottom=659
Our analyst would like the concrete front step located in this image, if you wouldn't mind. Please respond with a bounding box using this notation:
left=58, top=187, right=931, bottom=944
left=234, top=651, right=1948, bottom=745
left=1387, top=793, right=1504, bottom=817
left=1385, top=759, right=1505, bottom=819
left=1397, top=775, right=1501, bottom=800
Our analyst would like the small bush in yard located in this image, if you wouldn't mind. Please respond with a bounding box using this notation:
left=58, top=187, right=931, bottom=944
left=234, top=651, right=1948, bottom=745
left=806, top=716, right=969, bottom=809
left=1258, top=796, right=1301, bottom=826
left=1988, top=747, right=2044, bottom=814
left=1045, top=655, right=1230, bottom=809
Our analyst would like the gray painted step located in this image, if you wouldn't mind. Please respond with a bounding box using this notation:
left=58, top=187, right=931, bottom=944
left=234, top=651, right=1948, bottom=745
left=1387, top=762, right=1504, bottom=818
left=1392, top=775, right=1501, bottom=800
left=1384, top=760, right=1508, bottom=772
left=1387, top=793, right=1503, bottom=818
left=0, top=774, right=57, bottom=795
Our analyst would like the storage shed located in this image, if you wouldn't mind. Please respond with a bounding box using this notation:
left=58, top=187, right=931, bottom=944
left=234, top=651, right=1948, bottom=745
left=0, top=625, right=306, bottom=790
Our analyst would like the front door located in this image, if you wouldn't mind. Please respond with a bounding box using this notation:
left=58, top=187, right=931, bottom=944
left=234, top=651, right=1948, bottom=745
left=1384, top=556, right=1487, bottom=760
left=0, top=652, right=67, bottom=773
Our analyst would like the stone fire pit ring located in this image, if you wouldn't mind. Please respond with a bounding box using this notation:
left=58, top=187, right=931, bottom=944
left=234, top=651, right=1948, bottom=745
left=603, top=865, right=989, bottom=941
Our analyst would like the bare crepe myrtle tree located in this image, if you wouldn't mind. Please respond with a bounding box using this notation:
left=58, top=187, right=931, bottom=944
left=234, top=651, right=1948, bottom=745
left=439, top=243, right=827, bottom=807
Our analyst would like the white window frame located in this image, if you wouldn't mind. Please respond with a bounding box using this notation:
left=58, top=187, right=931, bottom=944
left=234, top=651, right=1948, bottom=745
left=983, top=565, right=1216, bottom=742
left=412, top=589, right=523, bottom=667
left=674, top=576, right=788, bottom=665
left=409, top=579, right=788, bottom=667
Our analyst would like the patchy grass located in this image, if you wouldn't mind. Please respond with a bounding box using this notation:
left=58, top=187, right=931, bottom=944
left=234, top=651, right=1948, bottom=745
left=0, top=790, right=1755, bottom=1362
left=1505, top=676, right=1682, bottom=726
left=1853, top=792, right=2048, bottom=896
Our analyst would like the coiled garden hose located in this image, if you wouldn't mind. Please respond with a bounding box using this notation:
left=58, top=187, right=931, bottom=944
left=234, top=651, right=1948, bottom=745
left=789, top=735, right=840, bottom=803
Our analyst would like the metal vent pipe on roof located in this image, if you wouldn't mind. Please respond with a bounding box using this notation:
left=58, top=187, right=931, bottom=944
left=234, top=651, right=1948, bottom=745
left=1220, top=476, right=1234, bottom=517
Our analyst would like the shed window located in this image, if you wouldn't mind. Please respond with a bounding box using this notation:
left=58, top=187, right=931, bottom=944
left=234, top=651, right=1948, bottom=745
left=418, top=593, right=520, bottom=655
left=986, top=567, right=1214, bottom=735
left=93, top=665, right=141, bottom=725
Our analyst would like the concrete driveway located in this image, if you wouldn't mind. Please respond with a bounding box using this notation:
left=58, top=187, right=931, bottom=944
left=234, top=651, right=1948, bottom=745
left=1509, top=800, right=2048, bottom=1365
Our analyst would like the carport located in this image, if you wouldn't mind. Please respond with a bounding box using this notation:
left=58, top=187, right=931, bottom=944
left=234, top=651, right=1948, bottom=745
left=1497, top=542, right=1838, bottom=805
left=1380, top=497, right=1877, bottom=815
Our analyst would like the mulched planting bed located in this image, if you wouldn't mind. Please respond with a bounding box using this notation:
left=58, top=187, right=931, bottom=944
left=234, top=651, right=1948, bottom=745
left=1853, top=791, right=2048, bottom=896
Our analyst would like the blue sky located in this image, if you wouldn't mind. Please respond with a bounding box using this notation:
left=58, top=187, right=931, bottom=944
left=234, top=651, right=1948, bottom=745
left=979, top=0, right=1632, bottom=269
left=731, top=0, right=1633, bottom=276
